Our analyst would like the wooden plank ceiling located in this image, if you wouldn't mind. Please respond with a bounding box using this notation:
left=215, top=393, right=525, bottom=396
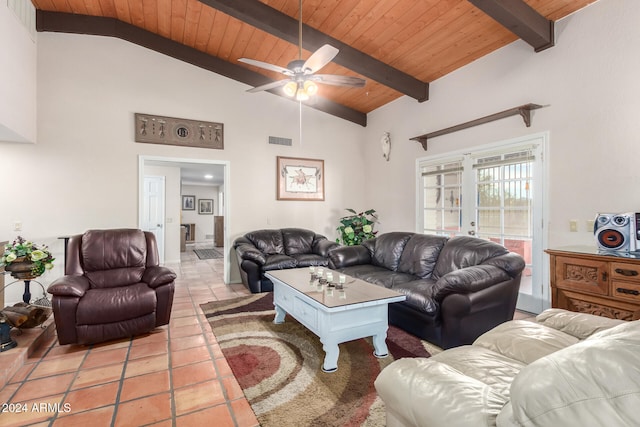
left=33, top=0, right=598, bottom=125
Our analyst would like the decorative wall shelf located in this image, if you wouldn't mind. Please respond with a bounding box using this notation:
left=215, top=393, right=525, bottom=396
left=410, top=103, right=545, bottom=150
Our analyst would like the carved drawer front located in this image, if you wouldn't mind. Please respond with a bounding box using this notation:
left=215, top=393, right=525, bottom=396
left=611, top=281, right=640, bottom=303
left=565, top=294, right=636, bottom=320
left=610, top=262, right=640, bottom=283
left=555, top=256, right=608, bottom=295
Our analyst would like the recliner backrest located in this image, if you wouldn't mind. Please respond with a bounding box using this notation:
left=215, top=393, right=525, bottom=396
left=81, top=229, right=147, bottom=288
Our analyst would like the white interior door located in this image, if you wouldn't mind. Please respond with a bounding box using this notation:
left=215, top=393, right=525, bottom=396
left=143, top=175, right=165, bottom=262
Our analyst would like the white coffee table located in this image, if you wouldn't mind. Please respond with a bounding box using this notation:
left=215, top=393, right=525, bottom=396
left=265, top=268, right=406, bottom=373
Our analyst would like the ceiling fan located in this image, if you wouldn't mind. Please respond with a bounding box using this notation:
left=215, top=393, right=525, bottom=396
left=238, top=0, right=366, bottom=101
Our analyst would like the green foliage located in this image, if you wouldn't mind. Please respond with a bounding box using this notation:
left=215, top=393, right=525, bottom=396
left=336, top=208, right=378, bottom=246
left=0, top=236, right=55, bottom=277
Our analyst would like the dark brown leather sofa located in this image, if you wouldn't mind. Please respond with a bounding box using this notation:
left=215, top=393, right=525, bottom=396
left=234, top=228, right=339, bottom=293
left=328, top=232, right=525, bottom=349
left=47, top=229, right=176, bottom=345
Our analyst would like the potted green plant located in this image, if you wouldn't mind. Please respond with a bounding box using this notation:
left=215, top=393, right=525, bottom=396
left=0, top=236, right=55, bottom=280
left=336, top=209, right=379, bottom=245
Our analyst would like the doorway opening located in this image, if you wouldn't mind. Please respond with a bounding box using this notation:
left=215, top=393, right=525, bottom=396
left=138, top=155, right=231, bottom=284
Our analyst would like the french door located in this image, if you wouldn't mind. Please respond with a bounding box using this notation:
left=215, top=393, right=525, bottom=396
left=417, top=134, right=547, bottom=313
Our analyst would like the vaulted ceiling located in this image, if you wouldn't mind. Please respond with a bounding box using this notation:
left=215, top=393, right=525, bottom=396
left=33, top=0, right=598, bottom=126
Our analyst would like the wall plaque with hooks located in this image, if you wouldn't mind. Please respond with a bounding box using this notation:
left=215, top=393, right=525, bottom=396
left=134, top=113, right=224, bottom=150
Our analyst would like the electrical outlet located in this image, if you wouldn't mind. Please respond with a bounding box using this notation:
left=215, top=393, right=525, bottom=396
left=13, top=221, right=22, bottom=231
left=569, top=220, right=578, bottom=232
left=586, top=219, right=595, bottom=231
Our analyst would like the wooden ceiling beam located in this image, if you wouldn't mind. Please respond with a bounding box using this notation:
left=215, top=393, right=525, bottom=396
left=35, top=10, right=367, bottom=126
left=467, top=0, right=554, bottom=52
left=198, top=0, right=429, bottom=102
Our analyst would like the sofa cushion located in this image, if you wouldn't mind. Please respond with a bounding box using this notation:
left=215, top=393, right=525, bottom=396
left=370, top=232, right=414, bottom=271
left=506, top=320, right=640, bottom=427
left=431, top=345, right=526, bottom=398
left=340, top=265, right=417, bottom=288
left=291, top=253, right=329, bottom=267
left=77, top=283, right=156, bottom=325
left=397, top=234, right=448, bottom=278
left=282, top=228, right=315, bottom=255
left=245, top=229, right=284, bottom=255
left=261, top=254, right=297, bottom=271
left=473, top=320, right=579, bottom=365
left=433, top=236, right=509, bottom=279
left=392, top=279, right=439, bottom=314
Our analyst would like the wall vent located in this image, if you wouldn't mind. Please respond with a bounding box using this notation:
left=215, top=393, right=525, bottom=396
left=205, top=234, right=214, bottom=240
left=269, top=136, right=292, bottom=146
left=7, top=0, right=36, bottom=40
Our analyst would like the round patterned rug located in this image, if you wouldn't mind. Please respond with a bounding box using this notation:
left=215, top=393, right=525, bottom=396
left=201, top=293, right=431, bottom=427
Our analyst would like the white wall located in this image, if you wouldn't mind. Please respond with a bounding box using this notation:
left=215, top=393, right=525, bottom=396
left=0, top=31, right=367, bottom=290
left=181, top=184, right=219, bottom=243
left=365, top=0, right=640, bottom=250
left=0, top=0, right=37, bottom=142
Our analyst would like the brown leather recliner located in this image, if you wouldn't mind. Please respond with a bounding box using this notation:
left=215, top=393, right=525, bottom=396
left=47, top=229, right=176, bottom=345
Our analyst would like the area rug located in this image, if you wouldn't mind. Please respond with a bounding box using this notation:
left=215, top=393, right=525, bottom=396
left=193, top=248, right=223, bottom=260
left=200, top=293, right=431, bottom=427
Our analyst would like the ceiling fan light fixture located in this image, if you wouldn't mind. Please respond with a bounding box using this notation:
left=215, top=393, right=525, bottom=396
left=295, top=86, right=310, bottom=101
left=283, top=81, right=297, bottom=97
left=303, top=80, right=318, bottom=96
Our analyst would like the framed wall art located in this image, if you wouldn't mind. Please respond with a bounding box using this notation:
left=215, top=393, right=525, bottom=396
left=182, top=195, right=195, bottom=210
left=277, top=156, right=324, bottom=201
left=198, top=199, right=214, bottom=215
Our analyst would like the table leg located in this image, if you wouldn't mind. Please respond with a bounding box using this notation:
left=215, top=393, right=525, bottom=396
left=23, top=280, right=31, bottom=304
left=321, top=340, right=339, bottom=373
left=372, top=329, right=389, bottom=358
left=273, top=304, right=286, bottom=324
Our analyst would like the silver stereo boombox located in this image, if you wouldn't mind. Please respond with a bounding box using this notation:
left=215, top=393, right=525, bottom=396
left=594, top=212, right=640, bottom=252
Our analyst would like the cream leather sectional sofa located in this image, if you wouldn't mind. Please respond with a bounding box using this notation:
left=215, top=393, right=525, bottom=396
left=375, top=309, right=640, bottom=427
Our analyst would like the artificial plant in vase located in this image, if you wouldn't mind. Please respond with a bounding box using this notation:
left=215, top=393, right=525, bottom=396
left=336, top=209, right=378, bottom=246
left=0, top=236, right=55, bottom=280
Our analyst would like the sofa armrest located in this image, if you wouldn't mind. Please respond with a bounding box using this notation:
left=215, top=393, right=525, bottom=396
left=375, top=358, right=506, bottom=427
left=235, top=243, right=267, bottom=265
left=433, top=265, right=510, bottom=301
left=328, top=245, right=371, bottom=269
left=313, top=238, right=340, bottom=257
left=142, top=265, right=177, bottom=288
left=47, top=275, right=91, bottom=297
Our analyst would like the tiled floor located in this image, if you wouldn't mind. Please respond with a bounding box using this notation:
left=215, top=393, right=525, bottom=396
left=0, top=247, right=258, bottom=427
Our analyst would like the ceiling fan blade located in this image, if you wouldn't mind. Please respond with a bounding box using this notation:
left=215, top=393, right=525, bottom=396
left=238, top=58, right=293, bottom=76
left=246, top=79, right=290, bottom=93
left=312, top=74, right=366, bottom=88
left=303, top=44, right=339, bottom=74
